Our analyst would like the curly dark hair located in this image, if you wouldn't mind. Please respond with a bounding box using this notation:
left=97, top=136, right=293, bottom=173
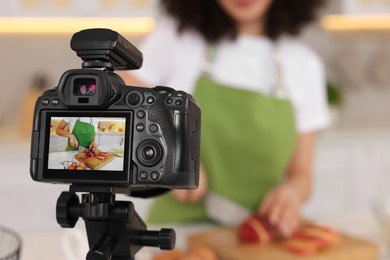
left=160, top=0, right=325, bottom=42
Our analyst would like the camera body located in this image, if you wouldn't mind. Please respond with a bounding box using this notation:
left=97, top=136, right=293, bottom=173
left=30, top=29, right=201, bottom=194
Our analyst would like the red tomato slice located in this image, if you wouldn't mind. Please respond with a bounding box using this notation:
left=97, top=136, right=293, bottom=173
left=283, top=239, right=319, bottom=256
left=98, top=152, right=108, bottom=156
left=86, top=151, right=93, bottom=157
left=96, top=155, right=106, bottom=160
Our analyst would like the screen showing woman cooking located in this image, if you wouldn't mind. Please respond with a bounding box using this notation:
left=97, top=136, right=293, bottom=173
left=47, top=116, right=126, bottom=171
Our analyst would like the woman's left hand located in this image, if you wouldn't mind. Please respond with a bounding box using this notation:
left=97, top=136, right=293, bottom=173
left=258, top=183, right=303, bottom=237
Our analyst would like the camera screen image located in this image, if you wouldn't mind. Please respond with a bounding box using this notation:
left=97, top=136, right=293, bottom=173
left=73, top=78, right=96, bottom=96
left=47, top=116, right=127, bottom=172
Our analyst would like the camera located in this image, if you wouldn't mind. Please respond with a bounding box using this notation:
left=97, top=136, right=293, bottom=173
left=30, top=28, right=201, bottom=196
left=29, top=29, right=201, bottom=259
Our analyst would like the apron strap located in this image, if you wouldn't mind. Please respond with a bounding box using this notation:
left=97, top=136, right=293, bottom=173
left=273, top=43, right=288, bottom=99
left=202, top=44, right=217, bottom=77
left=201, top=41, right=288, bottom=99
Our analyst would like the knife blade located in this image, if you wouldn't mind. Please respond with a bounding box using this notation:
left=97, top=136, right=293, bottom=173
left=205, top=192, right=251, bottom=226
left=79, top=146, right=88, bottom=152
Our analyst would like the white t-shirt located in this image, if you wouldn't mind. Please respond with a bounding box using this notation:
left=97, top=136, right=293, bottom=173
left=132, top=19, right=330, bottom=133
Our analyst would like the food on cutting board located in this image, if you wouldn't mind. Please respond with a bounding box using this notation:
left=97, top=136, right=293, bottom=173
left=283, top=225, right=340, bottom=255
left=67, top=161, right=86, bottom=170
left=152, top=246, right=217, bottom=260
left=238, top=215, right=280, bottom=245
left=238, top=214, right=341, bottom=256
left=189, top=246, right=218, bottom=260
left=283, top=238, right=319, bottom=256
left=85, top=148, right=108, bottom=160
left=76, top=161, right=86, bottom=170
left=74, top=148, right=115, bottom=170
left=68, top=162, right=77, bottom=170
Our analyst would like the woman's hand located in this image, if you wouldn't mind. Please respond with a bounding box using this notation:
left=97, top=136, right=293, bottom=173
left=259, top=133, right=315, bottom=237
left=258, top=182, right=304, bottom=237
left=89, top=139, right=97, bottom=153
left=69, top=134, right=78, bottom=148
left=171, top=165, right=208, bottom=203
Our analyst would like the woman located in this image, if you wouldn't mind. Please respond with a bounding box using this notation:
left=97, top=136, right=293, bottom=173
left=126, top=0, right=329, bottom=237
left=56, top=117, right=98, bottom=152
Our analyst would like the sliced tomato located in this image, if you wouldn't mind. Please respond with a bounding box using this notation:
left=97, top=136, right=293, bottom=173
left=283, top=239, right=319, bottom=256
left=292, top=233, right=330, bottom=249
left=96, top=155, right=106, bottom=160
left=98, top=152, right=108, bottom=157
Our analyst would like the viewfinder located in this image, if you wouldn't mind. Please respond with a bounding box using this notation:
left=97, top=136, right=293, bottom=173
left=74, top=78, right=96, bottom=96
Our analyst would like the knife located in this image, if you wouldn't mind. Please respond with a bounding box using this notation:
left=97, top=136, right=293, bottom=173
left=79, top=146, right=88, bottom=152
left=205, top=192, right=251, bottom=226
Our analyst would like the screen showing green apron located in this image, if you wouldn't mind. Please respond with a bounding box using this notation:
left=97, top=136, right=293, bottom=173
left=65, top=119, right=95, bottom=151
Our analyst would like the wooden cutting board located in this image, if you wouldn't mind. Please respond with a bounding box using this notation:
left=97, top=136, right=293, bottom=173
left=75, top=152, right=115, bottom=170
left=188, top=227, right=378, bottom=260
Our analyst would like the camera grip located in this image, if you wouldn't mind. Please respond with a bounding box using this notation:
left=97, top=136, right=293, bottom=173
left=174, top=111, right=199, bottom=174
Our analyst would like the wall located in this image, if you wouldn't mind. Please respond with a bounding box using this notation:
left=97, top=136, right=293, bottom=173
left=0, top=34, right=142, bottom=126
left=2, top=0, right=390, bottom=130
left=302, top=1, right=390, bottom=130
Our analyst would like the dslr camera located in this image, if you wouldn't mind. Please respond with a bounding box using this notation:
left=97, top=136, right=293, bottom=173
left=29, top=29, right=201, bottom=259
left=30, top=29, right=201, bottom=194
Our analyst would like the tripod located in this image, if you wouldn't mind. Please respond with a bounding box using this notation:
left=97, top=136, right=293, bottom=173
left=56, top=188, right=175, bottom=260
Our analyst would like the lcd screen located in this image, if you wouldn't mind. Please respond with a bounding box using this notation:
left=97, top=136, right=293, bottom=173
left=47, top=116, right=127, bottom=172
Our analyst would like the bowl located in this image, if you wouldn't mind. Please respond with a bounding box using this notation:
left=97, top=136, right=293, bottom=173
left=0, top=226, right=22, bottom=260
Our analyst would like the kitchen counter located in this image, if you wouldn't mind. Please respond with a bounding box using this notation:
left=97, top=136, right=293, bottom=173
left=2, top=127, right=390, bottom=259
left=17, top=213, right=389, bottom=260
left=48, top=149, right=124, bottom=170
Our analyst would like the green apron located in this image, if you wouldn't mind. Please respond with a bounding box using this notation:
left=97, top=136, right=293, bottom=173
left=148, top=44, right=297, bottom=224
left=65, top=119, right=95, bottom=151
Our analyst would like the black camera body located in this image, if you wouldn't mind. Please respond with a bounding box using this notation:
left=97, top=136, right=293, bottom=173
left=30, top=29, right=201, bottom=195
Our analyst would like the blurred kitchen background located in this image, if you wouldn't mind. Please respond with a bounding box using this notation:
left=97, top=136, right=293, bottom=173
left=1, top=0, right=390, bottom=259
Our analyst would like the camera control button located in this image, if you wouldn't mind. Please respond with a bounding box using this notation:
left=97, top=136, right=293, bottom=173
left=137, top=110, right=146, bottom=119
left=175, top=99, right=183, bottom=106
left=137, top=140, right=163, bottom=167
left=149, top=124, right=158, bottom=133
left=151, top=172, right=160, bottom=180
left=139, top=172, right=148, bottom=180
left=136, top=123, right=145, bottom=132
left=146, top=96, right=155, bottom=104
left=143, top=147, right=155, bottom=159
left=42, top=99, right=50, bottom=106
left=166, top=98, right=173, bottom=104
left=52, top=99, right=60, bottom=106
left=128, top=92, right=142, bottom=106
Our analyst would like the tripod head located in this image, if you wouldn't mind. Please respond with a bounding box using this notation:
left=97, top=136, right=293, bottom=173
left=56, top=186, right=175, bottom=260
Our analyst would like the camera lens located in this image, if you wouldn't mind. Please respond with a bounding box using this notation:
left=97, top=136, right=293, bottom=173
left=137, top=140, right=163, bottom=167
left=73, top=78, right=96, bottom=96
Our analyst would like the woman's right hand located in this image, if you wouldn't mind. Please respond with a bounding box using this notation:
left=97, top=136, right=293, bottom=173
left=69, top=134, right=78, bottom=148
left=171, top=165, right=208, bottom=203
